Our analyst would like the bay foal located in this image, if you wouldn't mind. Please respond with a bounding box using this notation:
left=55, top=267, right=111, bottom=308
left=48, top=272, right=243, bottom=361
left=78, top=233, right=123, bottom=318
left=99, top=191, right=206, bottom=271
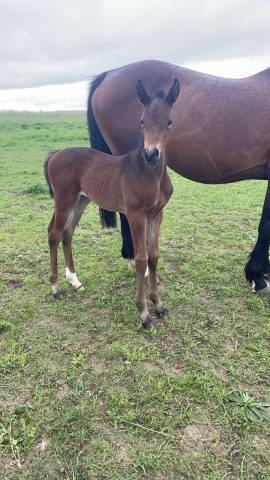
left=44, top=78, right=180, bottom=328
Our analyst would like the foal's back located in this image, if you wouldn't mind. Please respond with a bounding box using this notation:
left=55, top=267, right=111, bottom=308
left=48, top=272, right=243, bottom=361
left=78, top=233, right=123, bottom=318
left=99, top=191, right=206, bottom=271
left=47, top=147, right=127, bottom=212
left=48, top=147, right=119, bottom=188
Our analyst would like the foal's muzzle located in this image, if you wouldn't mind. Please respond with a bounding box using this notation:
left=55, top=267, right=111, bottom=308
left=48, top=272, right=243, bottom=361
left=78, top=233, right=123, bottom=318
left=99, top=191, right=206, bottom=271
left=142, top=147, right=160, bottom=166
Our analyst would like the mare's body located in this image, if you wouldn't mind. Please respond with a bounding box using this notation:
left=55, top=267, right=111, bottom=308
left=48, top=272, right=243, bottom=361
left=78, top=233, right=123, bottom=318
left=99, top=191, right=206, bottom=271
left=87, top=60, right=270, bottom=293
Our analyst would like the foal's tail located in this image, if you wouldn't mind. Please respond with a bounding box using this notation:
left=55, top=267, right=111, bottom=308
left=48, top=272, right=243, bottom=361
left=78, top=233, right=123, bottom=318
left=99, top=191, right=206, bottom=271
left=44, top=151, right=58, bottom=198
left=87, top=72, right=117, bottom=228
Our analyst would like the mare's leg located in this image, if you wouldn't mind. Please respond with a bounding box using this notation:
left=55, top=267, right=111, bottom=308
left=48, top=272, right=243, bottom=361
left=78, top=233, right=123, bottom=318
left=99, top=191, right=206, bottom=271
left=120, top=213, right=134, bottom=260
left=127, top=213, right=152, bottom=328
left=48, top=194, right=77, bottom=298
left=62, top=195, right=89, bottom=291
left=245, top=181, right=270, bottom=293
left=147, top=210, right=166, bottom=316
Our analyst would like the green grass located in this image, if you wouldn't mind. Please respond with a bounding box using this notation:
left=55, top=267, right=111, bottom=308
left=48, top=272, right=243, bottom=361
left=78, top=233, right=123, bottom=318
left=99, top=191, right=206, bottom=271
left=0, top=111, right=270, bottom=479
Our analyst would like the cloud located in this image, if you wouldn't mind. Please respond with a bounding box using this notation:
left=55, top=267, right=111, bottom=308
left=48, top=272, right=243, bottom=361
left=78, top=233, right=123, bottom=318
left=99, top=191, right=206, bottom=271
left=1, top=0, right=270, bottom=89
left=0, top=81, right=88, bottom=111
left=1, top=56, right=269, bottom=111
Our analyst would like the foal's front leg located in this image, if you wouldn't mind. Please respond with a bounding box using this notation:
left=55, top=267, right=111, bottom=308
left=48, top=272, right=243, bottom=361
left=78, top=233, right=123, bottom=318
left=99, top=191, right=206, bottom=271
left=128, top=213, right=152, bottom=329
left=148, top=210, right=166, bottom=317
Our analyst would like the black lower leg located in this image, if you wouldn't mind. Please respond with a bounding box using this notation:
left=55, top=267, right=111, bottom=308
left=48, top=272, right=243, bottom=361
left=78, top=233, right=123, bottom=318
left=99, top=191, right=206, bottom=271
left=120, top=213, right=134, bottom=259
left=245, top=203, right=270, bottom=292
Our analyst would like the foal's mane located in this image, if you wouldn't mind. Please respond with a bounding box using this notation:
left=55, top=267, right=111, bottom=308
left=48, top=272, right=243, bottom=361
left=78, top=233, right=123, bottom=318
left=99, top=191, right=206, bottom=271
left=130, top=127, right=144, bottom=153
left=154, top=89, right=166, bottom=100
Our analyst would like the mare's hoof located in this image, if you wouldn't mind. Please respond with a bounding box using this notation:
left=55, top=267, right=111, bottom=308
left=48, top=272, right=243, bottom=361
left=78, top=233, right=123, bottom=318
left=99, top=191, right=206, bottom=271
left=53, top=290, right=63, bottom=300
left=142, top=317, right=154, bottom=329
left=264, top=269, right=270, bottom=278
left=256, top=285, right=270, bottom=295
left=155, top=305, right=166, bottom=318
left=252, top=280, right=270, bottom=294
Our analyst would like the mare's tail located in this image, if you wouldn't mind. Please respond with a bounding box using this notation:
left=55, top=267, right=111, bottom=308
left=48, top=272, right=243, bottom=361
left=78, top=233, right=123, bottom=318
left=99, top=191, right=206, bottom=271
left=87, top=72, right=117, bottom=228
left=44, top=151, right=58, bottom=198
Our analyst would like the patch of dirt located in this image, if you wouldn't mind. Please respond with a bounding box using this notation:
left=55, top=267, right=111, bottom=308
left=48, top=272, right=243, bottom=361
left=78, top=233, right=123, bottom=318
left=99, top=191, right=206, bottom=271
left=223, top=338, right=238, bottom=356
left=26, top=315, right=59, bottom=329
left=142, top=361, right=161, bottom=372
left=57, top=383, right=70, bottom=398
left=0, top=454, right=17, bottom=479
left=89, top=356, right=119, bottom=376
left=46, top=359, right=62, bottom=372
left=87, top=307, right=111, bottom=322
left=97, top=422, right=132, bottom=464
left=167, top=259, right=182, bottom=272
left=252, top=433, right=270, bottom=451
left=143, top=358, right=186, bottom=376
left=35, top=438, right=49, bottom=452
left=1, top=395, right=32, bottom=412
left=181, top=424, right=222, bottom=452
left=6, top=279, right=23, bottom=289
left=165, top=364, right=186, bottom=376
left=207, top=364, right=229, bottom=382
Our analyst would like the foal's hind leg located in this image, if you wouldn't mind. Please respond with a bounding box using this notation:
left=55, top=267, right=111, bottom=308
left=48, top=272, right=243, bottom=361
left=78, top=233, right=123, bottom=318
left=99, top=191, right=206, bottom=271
left=62, top=195, right=89, bottom=291
left=245, top=180, right=270, bottom=293
left=147, top=210, right=165, bottom=317
left=48, top=195, right=77, bottom=298
left=48, top=212, right=62, bottom=298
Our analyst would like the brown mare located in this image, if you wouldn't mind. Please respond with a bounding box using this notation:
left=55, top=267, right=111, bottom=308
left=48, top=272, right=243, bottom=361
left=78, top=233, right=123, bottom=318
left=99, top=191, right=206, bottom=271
left=44, top=79, right=180, bottom=328
left=87, top=60, right=270, bottom=294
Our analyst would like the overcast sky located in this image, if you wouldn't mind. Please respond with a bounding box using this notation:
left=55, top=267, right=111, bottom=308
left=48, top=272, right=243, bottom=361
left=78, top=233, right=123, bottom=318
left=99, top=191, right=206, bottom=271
left=1, top=0, right=269, bottom=110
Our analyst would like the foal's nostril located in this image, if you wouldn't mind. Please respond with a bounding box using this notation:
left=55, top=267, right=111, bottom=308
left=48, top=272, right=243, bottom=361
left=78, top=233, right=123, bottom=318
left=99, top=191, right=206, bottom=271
left=143, top=148, right=160, bottom=164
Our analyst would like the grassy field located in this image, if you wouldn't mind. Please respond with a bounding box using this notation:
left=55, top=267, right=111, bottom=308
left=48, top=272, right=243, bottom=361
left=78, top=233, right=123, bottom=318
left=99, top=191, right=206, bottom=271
left=0, top=111, right=270, bottom=480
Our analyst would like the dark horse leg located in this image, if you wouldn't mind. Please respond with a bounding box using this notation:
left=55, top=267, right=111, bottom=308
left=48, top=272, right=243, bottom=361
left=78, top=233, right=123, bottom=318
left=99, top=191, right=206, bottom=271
left=245, top=181, right=270, bottom=293
left=120, top=213, right=134, bottom=259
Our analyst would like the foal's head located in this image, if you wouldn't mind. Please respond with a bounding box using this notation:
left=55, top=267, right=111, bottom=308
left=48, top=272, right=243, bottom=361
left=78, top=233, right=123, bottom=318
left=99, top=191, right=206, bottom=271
left=136, top=78, right=180, bottom=166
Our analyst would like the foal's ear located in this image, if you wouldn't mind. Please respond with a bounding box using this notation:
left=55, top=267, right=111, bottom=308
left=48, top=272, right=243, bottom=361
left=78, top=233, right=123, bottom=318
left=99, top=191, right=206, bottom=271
left=165, top=78, right=180, bottom=106
left=136, top=80, right=151, bottom=106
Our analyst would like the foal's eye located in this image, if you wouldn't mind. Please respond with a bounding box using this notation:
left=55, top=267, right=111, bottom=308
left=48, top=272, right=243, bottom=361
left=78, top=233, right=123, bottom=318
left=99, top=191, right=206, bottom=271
left=168, top=120, right=173, bottom=128
left=140, top=120, right=144, bottom=129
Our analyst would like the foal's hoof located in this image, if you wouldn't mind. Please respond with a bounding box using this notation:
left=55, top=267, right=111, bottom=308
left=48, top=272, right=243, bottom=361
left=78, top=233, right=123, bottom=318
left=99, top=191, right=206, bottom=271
left=155, top=305, right=166, bottom=318
left=142, top=319, right=154, bottom=330
left=53, top=290, right=63, bottom=300
left=75, top=284, right=85, bottom=292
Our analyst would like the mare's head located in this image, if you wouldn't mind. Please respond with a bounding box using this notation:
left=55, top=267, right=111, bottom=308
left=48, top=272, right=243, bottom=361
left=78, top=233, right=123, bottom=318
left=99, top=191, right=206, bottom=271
left=136, top=78, right=180, bottom=166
